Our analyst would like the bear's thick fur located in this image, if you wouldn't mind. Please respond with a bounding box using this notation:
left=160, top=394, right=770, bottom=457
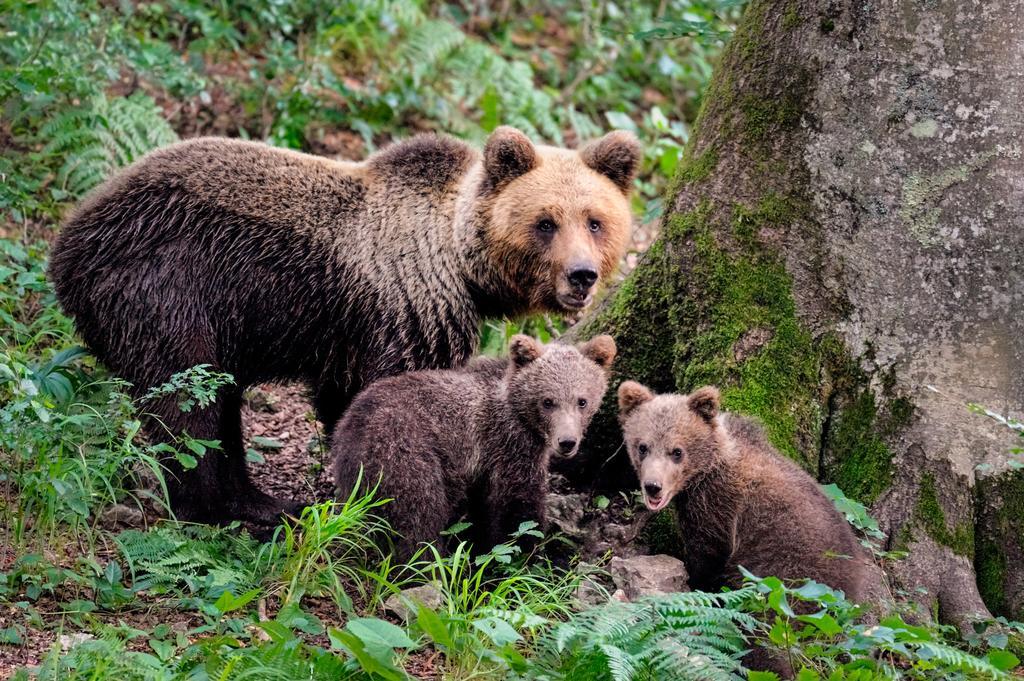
left=332, top=335, right=616, bottom=559
left=49, top=127, right=639, bottom=523
left=618, top=382, right=883, bottom=602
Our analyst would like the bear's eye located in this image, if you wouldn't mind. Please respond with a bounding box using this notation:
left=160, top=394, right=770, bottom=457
left=637, top=443, right=649, bottom=460
left=588, top=218, right=602, bottom=233
left=577, top=398, right=588, bottom=409
left=542, top=398, right=555, bottom=409
left=671, top=447, right=684, bottom=462
left=536, top=218, right=557, bottom=234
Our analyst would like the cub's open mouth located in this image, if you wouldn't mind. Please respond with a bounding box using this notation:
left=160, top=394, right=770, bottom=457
left=644, top=494, right=669, bottom=512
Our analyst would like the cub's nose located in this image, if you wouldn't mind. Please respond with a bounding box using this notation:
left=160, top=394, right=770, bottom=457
left=558, top=438, right=578, bottom=454
left=567, top=267, right=598, bottom=290
left=643, top=482, right=662, bottom=497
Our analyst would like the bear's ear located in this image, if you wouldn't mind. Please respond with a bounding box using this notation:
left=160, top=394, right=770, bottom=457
left=509, top=334, right=543, bottom=369
left=580, top=130, right=642, bottom=193
left=484, top=126, right=538, bottom=189
left=688, top=386, right=720, bottom=423
left=579, top=335, right=617, bottom=371
left=618, top=381, right=654, bottom=420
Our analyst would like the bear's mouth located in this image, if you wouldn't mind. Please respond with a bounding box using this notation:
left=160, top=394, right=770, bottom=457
left=556, top=291, right=592, bottom=310
left=643, top=493, right=669, bottom=512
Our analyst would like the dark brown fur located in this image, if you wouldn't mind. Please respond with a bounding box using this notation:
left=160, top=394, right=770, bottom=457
left=332, top=335, right=615, bottom=559
left=49, top=129, right=639, bottom=523
left=618, top=382, right=881, bottom=601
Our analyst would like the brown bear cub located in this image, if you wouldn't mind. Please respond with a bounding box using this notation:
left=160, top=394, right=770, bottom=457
left=617, top=382, right=881, bottom=602
left=49, top=126, right=639, bottom=524
left=332, top=335, right=616, bottom=559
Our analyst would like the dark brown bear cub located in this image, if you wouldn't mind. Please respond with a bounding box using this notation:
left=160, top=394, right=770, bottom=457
left=617, top=382, right=882, bottom=602
left=333, top=335, right=616, bottom=559
left=49, top=126, right=639, bottom=524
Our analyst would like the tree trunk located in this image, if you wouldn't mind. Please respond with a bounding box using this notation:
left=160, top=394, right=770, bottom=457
left=573, top=0, right=1024, bottom=627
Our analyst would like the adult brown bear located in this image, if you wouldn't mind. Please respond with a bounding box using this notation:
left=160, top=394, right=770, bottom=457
left=49, top=127, right=639, bottom=524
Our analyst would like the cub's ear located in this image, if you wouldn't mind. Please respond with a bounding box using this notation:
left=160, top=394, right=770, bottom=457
left=618, top=381, right=654, bottom=420
left=484, top=126, right=538, bottom=189
left=579, top=335, right=617, bottom=370
left=581, top=130, right=642, bottom=193
left=509, top=334, right=543, bottom=369
left=688, top=386, right=720, bottom=423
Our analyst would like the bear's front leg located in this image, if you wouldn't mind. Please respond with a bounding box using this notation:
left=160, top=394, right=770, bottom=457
left=484, top=468, right=547, bottom=552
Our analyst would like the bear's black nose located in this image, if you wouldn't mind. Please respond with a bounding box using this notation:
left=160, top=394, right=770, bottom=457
left=567, top=267, right=598, bottom=289
left=644, top=482, right=662, bottom=497
left=558, top=438, right=578, bottom=453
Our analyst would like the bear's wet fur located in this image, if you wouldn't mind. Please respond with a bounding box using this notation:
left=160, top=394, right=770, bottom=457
left=49, top=127, right=639, bottom=524
left=617, top=382, right=883, bottom=602
left=332, top=335, right=616, bottom=559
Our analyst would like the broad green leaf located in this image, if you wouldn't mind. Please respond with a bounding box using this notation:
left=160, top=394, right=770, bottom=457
left=416, top=605, right=454, bottom=649
left=748, top=672, right=781, bottom=681
left=346, top=617, right=416, bottom=650
left=472, top=616, right=521, bottom=646
left=988, top=649, right=1020, bottom=671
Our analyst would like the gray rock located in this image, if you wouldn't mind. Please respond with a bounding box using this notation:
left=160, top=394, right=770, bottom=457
left=572, top=561, right=613, bottom=608
left=546, top=491, right=588, bottom=539
left=383, top=583, right=443, bottom=621
left=609, top=554, right=690, bottom=601
left=99, top=503, right=146, bottom=530
left=243, top=388, right=279, bottom=413
left=58, top=632, right=93, bottom=651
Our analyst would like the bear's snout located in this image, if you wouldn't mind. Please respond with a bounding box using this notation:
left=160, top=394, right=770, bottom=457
left=557, top=437, right=578, bottom=454
left=567, top=265, right=598, bottom=290
left=555, top=262, right=599, bottom=310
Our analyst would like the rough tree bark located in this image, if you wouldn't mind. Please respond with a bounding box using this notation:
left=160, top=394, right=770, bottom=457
left=572, top=0, right=1024, bottom=628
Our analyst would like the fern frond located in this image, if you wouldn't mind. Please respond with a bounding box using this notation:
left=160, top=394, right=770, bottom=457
left=526, top=590, right=750, bottom=680
left=40, top=93, right=176, bottom=199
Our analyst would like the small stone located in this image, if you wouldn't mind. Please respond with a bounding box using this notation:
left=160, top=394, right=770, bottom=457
left=384, top=583, right=443, bottom=621
left=609, top=554, right=690, bottom=601
left=243, top=388, right=280, bottom=413
left=59, top=632, right=93, bottom=651
left=99, top=503, right=146, bottom=530
left=573, top=562, right=614, bottom=607
left=546, top=491, right=588, bottom=539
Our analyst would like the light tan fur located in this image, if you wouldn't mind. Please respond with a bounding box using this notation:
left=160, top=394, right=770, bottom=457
left=618, top=382, right=882, bottom=602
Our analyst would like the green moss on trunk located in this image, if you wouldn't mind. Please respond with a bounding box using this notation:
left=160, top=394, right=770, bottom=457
left=573, top=0, right=911, bottom=491
left=827, top=392, right=894, bottom=504
left=666, top=200, right=822, bottom=469
left=975, top=470, right=1024, bottom=618
left=825, top=390, right=913, bottom=505
left=914, top=473, right=975, bottom=558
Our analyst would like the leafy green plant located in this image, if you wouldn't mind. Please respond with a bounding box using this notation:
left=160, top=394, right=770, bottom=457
left=741, top=568, right=1021, bottom=679
left=523, top=587, right=755, bottom=680
left=0, top=360, right=166, bottom=544
left=257, top=476, right=391, bottom=611
left=116, top=522, right=266, bottom=599
left=39, top=93, right=178, bottom=201
left=386, top=522, right=583, bottom=678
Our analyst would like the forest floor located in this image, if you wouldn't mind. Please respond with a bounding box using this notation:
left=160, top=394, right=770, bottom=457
left=0, top=384, right=378, bottom=679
